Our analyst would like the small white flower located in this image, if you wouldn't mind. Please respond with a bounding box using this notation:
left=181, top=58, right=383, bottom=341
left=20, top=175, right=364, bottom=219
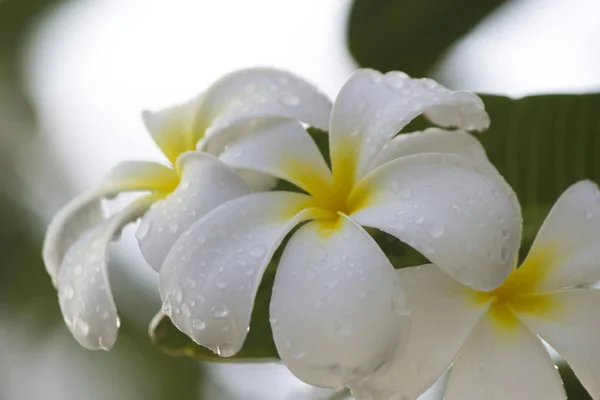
left=352, top=180, right=600, bottom=400
left=157, top=69, right=521, bottom=388
left=43, top=67, right=332, bottom=351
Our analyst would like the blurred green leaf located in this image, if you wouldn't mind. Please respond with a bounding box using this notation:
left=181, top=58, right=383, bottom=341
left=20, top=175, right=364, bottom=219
left=347, top=0, right=506, bottom=75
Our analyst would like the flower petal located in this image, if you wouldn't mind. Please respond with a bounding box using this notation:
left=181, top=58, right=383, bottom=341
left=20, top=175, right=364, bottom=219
left=43, top=161, right=177, bottom=284
left=351, top=265, right=488, bottom=400
left=518, top=289, right=600, bottom=398
left=445, top=313, right=565, bottom=400
left=159, top=192, right=315, bottom=357
left=136, top=152, right=251, bottom=272
left=269, top=215, right=409, bottom=388
left=350, top=153, right=522, bottom=291
left=524, top=180, right=600, bottom=291
left=368, top=128, right=491, bottom=171
left=197, top=67, right=332, bottom=155
left=219, top=118, right=333, bottom=195
left=142, top=97, right=203, bottom=164
left=58, top=194, right=158, bottom=350
left=329, top=69, right=489, bottom=185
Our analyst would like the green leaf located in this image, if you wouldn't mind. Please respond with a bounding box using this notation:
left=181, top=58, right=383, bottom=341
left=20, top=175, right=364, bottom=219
left=347, top=0, right=506, bottom=75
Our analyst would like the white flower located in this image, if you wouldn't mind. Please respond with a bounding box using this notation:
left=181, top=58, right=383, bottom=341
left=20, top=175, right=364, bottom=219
left=351, top=180, right=600, bottom=400
left=42, top=68, right=332, bottom=351
left=157, top=69, right=521, bottom=388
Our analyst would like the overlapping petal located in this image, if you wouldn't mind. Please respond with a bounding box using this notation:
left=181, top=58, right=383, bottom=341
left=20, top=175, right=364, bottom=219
left=329, top=69, right=489, bottom=185
left=58, top=194, right=158, bottom=351
left=218, top=118, right=333, bottom=195
left=351, top=265, right=489, bottom=400
left=197, top=68, right=332, bottom=155
left=136, top=153, right=251, bottom=271
left=445, top=314, right=565, bottom=400
left=525, top=180, right=600, bottom=291
left=43, top=161, right=177, bottom=283
left=270, top=215, right=408, bottom=389
left=519, top=289, right=600, bottom=398
left=368, top=128, right=492, bottom=171
left=350, top=153, right=522, bottom=291
left=159, top=192, right=315, bottom=357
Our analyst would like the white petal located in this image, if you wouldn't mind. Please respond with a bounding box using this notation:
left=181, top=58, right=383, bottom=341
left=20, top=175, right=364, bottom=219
left=58, top=194, right=158, bottom=350
left=136, top=152, right=251, bottom=272
left=270, top=215, right=408, bottom=388
left=350, top=153, right=522, bottom=291
left=43, top=161, right=176, bottom=284
left=329, top=69, right=489, bottom=184
left=142, top=97, right=203, bottom=163
left=525, top=180, right=600, bottom=291
left=351, top=265, right=488, bottom=400
left=159, top=192, right=315, bottom=357
left=519, top=289, right=600, bottom=398
left=198, top=67, right=332, bottom=155
left=445, top=313, right=565, bottom=400
left=368, top=128, right=491, bottom=171
left=219, top=118, right=333, bottom=195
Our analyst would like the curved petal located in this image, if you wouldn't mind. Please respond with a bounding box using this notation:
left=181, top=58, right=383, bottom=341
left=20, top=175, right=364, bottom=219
left=197, top=67, right=332, bottom=155
left=524, top=180, right=600, bottom=291
left=58, top=194, right=158, bottom=350
left=368, top=128, right=491, bottom=171
left=518, top=289, right=600, bottom=398
left=43, top=161, right=177, bottom=284
left=142, top=97, right=203, bottom=164
left=350, top=153, right=522, bottom=291
left=329, top=69, right=489, bottom=185
left=159, top=192, right=316, bottom=357
left=351, top=265, right=488, bottom=400
left=136, top=152, right=251, bottom=272
left=270, top=215, right=409, bottom=388
left=218, top=118, right=333, bottom=197
left=445, top=313, right=565, bottom=400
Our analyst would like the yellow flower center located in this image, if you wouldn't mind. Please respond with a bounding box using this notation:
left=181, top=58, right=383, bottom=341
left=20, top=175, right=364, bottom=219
left=471, top=246, right=560, bottom=329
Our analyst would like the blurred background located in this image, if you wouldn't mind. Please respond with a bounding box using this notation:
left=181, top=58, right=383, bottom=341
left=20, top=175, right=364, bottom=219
left=1, top=0, right=599, bottom=399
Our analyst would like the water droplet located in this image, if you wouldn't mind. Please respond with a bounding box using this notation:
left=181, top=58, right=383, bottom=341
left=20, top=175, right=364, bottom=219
left=428, top=223, right=444, bottom=238
left=304, top=267, right=318, bottom=281
left=500, top=245, right=510, bottom=263
left=169, top=223, right=179, bottom=234
left=216, top=281, right=228, bottom=290
left=335, top=317, right=353, bottom=336
left=311, top=246, right=327, bottom=261
left=173, top=288, right=183, bottom=303
left=415, top=215, right=424, bottom=224
left=390, top=180, right=400, bottom=193
left=421, top=243, right=435, bottom=254
left=245, top=268, right=255, bottom=276
left=280, top=93, right=300, bottom=106
left=212, top=303, right=229, bottom=318
left=325, top=278, right=339, bottom=289
left=386, top=74, right=406, bottom=89
left=357, top=291, right=366, bottom=299
left=136, top=219, right=151, bottom=240
left=400, top=188, right=411, bottom=200
left=584, top=210, right=594, bottom=220
left=216, top=343, right=237, bottom=357
left=192, top=318, right=206, bottom=331
left=421, top=78, right=438, bottom=89
left=179, top=180, right=190, bottom=190
left=341, top=254, right=348, bottom=261
left=73, top=264, right=82, bottom=276
left=162, top=297, right=172, bottom=316
left=250, top=245, right=266, bottom=258
left=245, top=84, right=256, bottom=94
left=370, top=73, right=383, bottom=84
left=501, top=229, right=510, bottom=239
left=63, top=285, right=74, bottom=300
left=314, top=299, right=323, bottom=308
left=391, top=221, right=406, bottom=231
left=75, top=318, right=90, bottom=336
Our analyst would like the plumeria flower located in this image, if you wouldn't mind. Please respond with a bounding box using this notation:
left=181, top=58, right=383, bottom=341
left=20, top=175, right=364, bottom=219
left=42, top=68, right=332, bottom=351
left=352, top=180, right=600, bottom=400
left=157, top=69, right=522, bottom=388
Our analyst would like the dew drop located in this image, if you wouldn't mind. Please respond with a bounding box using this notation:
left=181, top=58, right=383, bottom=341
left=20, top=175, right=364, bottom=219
left=500, top=245, right=510, bottom=263
left=192, top=319, right=206, bottom=331
left=169, top=223, right=179, bottom=234
left=250, top=245, right=267, bottom=258
left=390, top=180, right=400, bottom=193
left=311, top=246, right=327, bottom=261
left=304, top=267, right=318, bottom=281
left=370, top=73, right=383, bottom=84
left=173, top=288, right=183, bottom=303
left=415, top=215, right=424, bottom=224
left=73, top=264, right=83, bottom=276
left=136, top=220, right=151, bottom=240
left=428, top=223, right=445, bottom=238
left=212, top=303, right=229, bottom=318
left=325, top=278, right=339, bottom=289
left=63, top=285, right=75, bottom=300
left=280, top=93, right=300, bottom=106
left=335, top=317, right=353, bottom=336
left=501, top=229, right=510, bottom=239
left=584, top=210, right=594, bottom=220
left=216, top=281, right=228, bottom=290
left=386, top=74, right=406, bottom=89
left=400, top=188, right=411, bottom=200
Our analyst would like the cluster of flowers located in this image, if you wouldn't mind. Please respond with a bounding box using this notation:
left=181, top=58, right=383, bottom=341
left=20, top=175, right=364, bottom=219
left=43, top=68, right=600, bottom=399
